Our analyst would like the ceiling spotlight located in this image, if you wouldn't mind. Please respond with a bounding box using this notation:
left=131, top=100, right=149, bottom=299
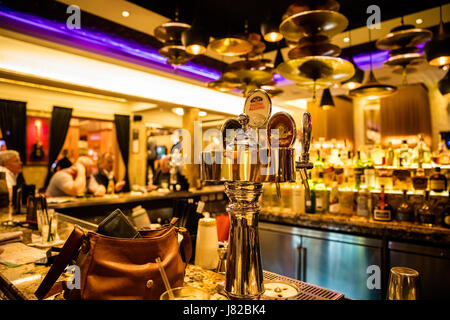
left=416, top=18, right=423, bottom=25
left=198, top=111, right=207, bottom=117
left=122, top=11, right=130, bottom=18
left=343, top=37, right=350, bottom=43
left=261, top=19, right=283, bottom=43
left=320, top=88, right=335, bottom=110
left=182, top=26, right=209, bottom=55
left=172, top=107, right=184, bottom=116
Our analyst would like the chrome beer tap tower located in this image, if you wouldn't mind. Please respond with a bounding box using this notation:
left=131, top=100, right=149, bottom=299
left=201, top=89, right=313, bottom=299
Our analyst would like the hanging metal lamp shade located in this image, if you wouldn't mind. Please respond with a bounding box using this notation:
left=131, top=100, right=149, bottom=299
left=349, top=69, right=397, bottom=99
left=341, top=57, right=364, bottom=89
left=182, top=26, right=209, bottom=55
left=425, top=32, right=450, bottom=67
left=319, top=88, right=335, bottom=109
left=424, top=7, right=450, bottom=67
left=261, top=19, right=283, bottom=42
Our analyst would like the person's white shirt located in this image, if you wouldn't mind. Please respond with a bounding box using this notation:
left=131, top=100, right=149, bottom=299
left=0, top=165, right=17, bottom=189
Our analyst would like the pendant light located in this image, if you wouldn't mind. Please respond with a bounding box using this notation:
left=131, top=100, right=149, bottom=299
left=341, top=30, right=365, bottom=90
left=425, top=6, right=450, bottom=67
left=182, top=22, right=209, bottom=55
left=349, top=29, right=397, bottom=99
left=260, top=4, right=283, bottom=42
left=439, top=70, right=450, bottom=96
left=320, top=88, right=335, bottom=109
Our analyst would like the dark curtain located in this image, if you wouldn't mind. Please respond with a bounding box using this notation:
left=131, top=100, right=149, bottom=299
left=0, top=99, right=27, bottom=162
left=114, top=114, right=130, bottom=192
left=44, top=106, right=73, bottom=188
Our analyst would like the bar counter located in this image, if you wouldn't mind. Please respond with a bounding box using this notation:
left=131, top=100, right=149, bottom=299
left=0, top=208, right=345, bottom=300
left=260, top=211, right=450, bottom=246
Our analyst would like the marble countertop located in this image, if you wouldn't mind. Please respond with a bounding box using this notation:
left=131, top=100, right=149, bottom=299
left=46, top=185, right=225, bottom=210
left=260, top=211, right=450, bottom=246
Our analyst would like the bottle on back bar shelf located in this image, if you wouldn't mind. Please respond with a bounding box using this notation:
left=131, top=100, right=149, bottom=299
left=442, top=193, right=450, bottom=228
left=354, top=150, right=364, bottom=190
left=364, top=151, right=376, bottom=190
left=398, top=140, right=412, bottom=167
left=356, top=176, right=370, bottom=218
left=315, top=172, right=328, bottom=213
left=373, top=185, right=393, bottom=222
left=292, top=172, right=305, bottom=215
left=429, top=167, right=447, bottom=193
left=417, top=191, right=435, bottom=227
left=386, top=142, right=395, bottom=167
left=281, top=183, right=293, bottom=216
left=412, top=168, right=428, bottom=191
left=313, top=150, right=325, bottom=179
left=395, top=190, right=414, bottom=223
left=305, top=172, right=316, bottom=214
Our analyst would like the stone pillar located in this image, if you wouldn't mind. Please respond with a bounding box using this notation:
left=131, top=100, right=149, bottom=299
left=182, top=107, right=200, bottom=189
left=425, top=83, right=450, bottom=151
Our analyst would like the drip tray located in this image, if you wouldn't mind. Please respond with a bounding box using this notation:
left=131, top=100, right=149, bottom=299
left=262, top=270, right=345, bottom=300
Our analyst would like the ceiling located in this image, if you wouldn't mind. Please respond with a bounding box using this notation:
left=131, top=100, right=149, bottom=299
left=0, top=0, right=449, bottom=110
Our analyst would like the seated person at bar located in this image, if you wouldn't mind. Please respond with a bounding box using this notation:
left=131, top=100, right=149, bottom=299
left=0, top=150, right=23, bottom=200
left=46, top=156, right=102, bottom=197
left=152, top=155, right=188, bottom=190
left=88, top=152, right=125, bottom=194
left=55, top=149, right=72, bottom=171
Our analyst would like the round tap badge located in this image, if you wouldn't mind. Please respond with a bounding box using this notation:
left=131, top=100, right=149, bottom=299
left=243, top=89, right=272, bottom=128
left=267, top=112, right=296, bottom=148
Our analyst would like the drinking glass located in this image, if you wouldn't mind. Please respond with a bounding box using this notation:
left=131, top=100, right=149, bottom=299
left=160, top=286, right=210, bottom=300
left=387, top=267, right=420, bottom=300
left=37, top=209, right=58, bottom=244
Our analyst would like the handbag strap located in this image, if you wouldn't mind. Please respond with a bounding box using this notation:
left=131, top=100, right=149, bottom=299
left=170, top=216, right=192, bottom=264
left=35, top=226, right=85, bottom=300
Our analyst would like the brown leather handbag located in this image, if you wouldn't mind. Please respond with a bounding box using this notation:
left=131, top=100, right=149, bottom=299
left=35, top=218, right=192, bottom=300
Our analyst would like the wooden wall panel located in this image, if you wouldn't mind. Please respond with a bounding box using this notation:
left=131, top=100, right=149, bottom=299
left=306, top=95, right=354, bottom=143
left=380, top=84, right=431, bottom=138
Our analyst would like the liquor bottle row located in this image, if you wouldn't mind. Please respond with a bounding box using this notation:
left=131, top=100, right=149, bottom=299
left=260, top=178, right=450, bottom=229
left=308, top=134, right=449, bottom=171
left=310, top=149, right=449, bottom=193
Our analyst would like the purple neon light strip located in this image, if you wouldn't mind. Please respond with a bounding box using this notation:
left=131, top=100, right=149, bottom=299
left=0, top=6, right=221, bottom=82
left=353, top=43, right=426, bottom=70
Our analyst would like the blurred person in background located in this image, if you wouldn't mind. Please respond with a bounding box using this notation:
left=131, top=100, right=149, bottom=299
left=46, top=156, right=101, bottom=197
left=55, top=149, right=72, bottom=172
left=0, top=150, right=23, bottom=201
left=89, top=152, right=125, bottom=195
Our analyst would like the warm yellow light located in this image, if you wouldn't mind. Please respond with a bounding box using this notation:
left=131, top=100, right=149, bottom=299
left=264, top=32, right=283, bottom=43
left=198, top=111, right=207, bottom=117
left=430, top=56, right=450, bottom=67
left=35, top=120, right=41, bottom=127
left=320, top=105, right=331, bottom=110
left=0, top=35, right=290, bottom=115
left=0, top=77, right=127, bottom=102
left=416, top=18, right=423, bottom=24
left=343, top=37, right=350, bottom=43
left=122, top=11, right=130, bottom=17
left=173, top=107, right=184, bottom=116
left=342, top=82, right=361, bottom=90
left=186, top=44, right=206, bottom=55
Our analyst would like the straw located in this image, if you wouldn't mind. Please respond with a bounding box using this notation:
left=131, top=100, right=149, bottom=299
left=155, top=257, right=174, bottom=299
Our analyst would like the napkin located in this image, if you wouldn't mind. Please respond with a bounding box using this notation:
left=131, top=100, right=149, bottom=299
left=0, top=231, right=23, bottom=246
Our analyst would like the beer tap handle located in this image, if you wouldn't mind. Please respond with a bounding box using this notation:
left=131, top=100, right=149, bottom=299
left=296, top=112, right=313, bottom=200
left=301, top=112, right=312, bottom=164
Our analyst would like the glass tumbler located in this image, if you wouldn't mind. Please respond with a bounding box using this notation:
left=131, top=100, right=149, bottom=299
left=387, top=267, right=420, bottom=300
